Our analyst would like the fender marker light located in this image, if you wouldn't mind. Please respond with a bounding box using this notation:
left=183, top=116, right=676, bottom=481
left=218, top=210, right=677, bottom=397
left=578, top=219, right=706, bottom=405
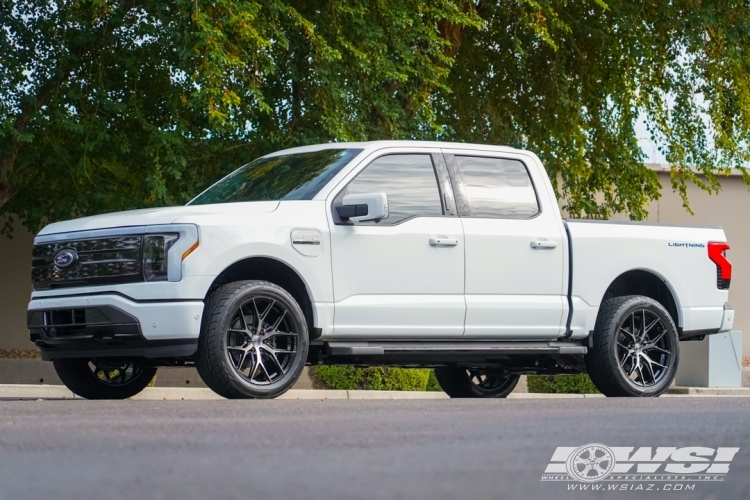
left=182, top=241, right=199, bottom=261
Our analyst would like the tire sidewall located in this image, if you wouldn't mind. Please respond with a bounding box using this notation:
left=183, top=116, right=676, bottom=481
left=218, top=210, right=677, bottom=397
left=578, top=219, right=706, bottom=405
left=605, top=298, right=679, bottom=397
left=53, top=358, right=156, bottom=400
left=435, top=368, right=520, bottom=398
left=468, top=373, right=520, bottom=398
left=213, top=283, right=309, bottom=397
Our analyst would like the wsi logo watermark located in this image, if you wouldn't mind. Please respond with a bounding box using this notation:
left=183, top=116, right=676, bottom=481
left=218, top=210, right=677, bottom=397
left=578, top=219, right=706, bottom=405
left=541, top=444, right=739, bottom=490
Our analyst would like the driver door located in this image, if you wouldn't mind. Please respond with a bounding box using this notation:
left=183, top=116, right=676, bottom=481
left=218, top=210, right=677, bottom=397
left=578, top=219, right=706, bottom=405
left=328, top=150, right=465, bottom=338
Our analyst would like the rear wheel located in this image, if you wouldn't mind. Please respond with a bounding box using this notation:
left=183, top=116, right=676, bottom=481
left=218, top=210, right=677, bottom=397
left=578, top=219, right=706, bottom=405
left=434, top=368, right=520, bottom=398
left=53, top=358, right=156, bottom=400
left=585, top=295, right=679, bottom=397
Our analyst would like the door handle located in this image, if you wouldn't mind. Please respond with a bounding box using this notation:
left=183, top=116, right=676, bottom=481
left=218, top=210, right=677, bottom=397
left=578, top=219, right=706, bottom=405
left=430, top=237, right=458, bottom=247
left=530, top=240, right=558, bottom=249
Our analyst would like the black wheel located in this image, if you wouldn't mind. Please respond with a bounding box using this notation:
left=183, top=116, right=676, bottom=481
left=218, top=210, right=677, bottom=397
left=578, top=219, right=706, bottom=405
left=434, top=368, right=520, bottom=398
left=585, top=295, right=679, bottom=397
left=195, top=280, right=309, bottom=399
left=53, top=358, right=156, bottom=400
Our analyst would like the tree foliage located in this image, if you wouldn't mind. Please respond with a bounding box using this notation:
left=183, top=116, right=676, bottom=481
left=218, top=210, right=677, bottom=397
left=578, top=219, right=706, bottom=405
left=1, top=0, right=749, bottom=233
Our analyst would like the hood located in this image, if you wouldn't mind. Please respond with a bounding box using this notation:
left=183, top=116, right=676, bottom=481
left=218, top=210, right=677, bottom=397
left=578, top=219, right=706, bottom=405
left=37, top=201, right=280, bottom=236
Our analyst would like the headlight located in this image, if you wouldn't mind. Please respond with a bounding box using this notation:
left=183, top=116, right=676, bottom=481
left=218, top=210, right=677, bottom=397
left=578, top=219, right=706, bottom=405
left=142, top=234, right=179, bottom=281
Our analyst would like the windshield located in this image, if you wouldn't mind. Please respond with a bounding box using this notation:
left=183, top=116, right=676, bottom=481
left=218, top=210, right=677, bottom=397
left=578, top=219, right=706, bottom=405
left=189, top=148, right=362, bottom=205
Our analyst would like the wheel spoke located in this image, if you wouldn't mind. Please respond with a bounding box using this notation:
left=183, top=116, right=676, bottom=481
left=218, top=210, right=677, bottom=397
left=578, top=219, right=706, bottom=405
left=235, top=350, right=248, bottom=371
left=643, top=344, right=670, bottom=355
left=641, top=354, right=656, bottom=383
left=251, top=298, right=263, bottom=331
left=617, top=341, right=631, bottom=350
left=261, top=345, right=286, bottom=375
left=89, top=361, right=141, bottom=385
left=628, top=357, right=639, bottom=379
left=620, top=327, right=637, bottom=344
left=644, top=329, right=666, bottom=347
left=259, top=299, right=275, bottom=322
left=645, top=357, right=668, bottom=369
left=619, top=350, right=631, bottom=365
left=256, top=353, right=273, bottom=382
left=247, top=350, right=260, bottom=380
left=236, top=306, right=249, bottom=331
left=266, top=309, right=287, bottom=335
left=642, top=317, right=661, bottom=341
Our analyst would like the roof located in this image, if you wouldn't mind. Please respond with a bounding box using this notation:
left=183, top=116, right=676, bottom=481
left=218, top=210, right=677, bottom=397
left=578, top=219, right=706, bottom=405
left=263, top=140, right=525, bottom=158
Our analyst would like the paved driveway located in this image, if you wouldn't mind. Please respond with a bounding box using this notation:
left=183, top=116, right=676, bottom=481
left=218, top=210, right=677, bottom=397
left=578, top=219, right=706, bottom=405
left=0, top=398, right=748, bottom=500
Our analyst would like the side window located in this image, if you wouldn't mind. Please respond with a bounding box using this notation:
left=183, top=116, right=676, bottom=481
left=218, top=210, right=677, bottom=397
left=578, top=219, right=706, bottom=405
left=339, top=154, right=444, bottom=224
left=454, top=156, right=539, bottom=218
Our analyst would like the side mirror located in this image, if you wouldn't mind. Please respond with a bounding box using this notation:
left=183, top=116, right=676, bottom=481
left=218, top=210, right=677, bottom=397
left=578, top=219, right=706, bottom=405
left=336, top=193, right=389, bottom=223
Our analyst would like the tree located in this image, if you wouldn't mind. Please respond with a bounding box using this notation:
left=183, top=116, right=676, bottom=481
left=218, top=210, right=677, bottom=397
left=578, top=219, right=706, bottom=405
left=0, top=0, right=477, bottom=233
left=437, top=0, right=750, bottom=219
left=1, top=0, right=748, bottom=234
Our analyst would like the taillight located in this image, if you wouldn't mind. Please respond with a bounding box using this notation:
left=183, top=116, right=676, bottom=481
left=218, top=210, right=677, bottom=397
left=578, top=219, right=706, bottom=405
left=708, top=242, right=731, bottom=289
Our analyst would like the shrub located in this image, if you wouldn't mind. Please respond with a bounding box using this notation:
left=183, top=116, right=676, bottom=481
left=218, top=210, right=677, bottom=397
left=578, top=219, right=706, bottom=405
left=527, top=374, right=599, bottom=394
left=309, top=366, right=434, bottom=391
left=425, top=370, right=442, bottom=391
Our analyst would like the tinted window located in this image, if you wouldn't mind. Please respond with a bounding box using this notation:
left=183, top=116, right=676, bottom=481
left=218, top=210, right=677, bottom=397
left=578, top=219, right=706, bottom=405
left=455, top=156, right=539, bottom=218
left=189, top=148, right=361, bottom=205
left=340, top=154, right=443, bottom=224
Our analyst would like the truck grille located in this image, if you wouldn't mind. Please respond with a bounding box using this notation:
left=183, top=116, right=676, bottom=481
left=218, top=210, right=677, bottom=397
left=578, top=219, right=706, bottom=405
left=32, top=236, right=143, bottom=290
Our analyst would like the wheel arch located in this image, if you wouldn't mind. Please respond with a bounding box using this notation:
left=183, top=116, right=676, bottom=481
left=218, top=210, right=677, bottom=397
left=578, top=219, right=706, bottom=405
left=600, top=268, right=682, bottom=329
left=206, top=256, right=318, bottom=339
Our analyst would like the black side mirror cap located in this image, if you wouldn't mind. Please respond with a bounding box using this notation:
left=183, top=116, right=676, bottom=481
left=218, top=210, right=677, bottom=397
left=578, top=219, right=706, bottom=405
left=335, top=204, right=369, bottom=220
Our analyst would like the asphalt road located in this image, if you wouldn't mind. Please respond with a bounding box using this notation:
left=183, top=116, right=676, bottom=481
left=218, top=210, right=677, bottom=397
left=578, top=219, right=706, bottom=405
left=0, top=398, right=748, bottom=500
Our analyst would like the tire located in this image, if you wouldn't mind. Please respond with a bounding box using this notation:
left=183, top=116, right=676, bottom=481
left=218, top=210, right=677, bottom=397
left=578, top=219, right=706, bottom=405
left=53, top=358, right=156, bottom=400
left=434, top=368, right=520, bottom=398
left=585, top=295, right=679, bottom=397
left=195, top=280, right=309, bottom=399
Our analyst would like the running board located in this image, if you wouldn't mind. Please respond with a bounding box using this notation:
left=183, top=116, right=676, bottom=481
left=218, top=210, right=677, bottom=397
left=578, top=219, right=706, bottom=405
left=326, top=341, right=587, bottom=356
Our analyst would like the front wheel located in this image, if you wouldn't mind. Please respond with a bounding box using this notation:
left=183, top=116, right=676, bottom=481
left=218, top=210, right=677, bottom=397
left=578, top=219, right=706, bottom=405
left=53, top=358, right=157, bottom=400
left=585, top=295, right=679, bottom=397
left=434, top=368, right=520, bottom=398
left=195, top=280, right=309, bottom=399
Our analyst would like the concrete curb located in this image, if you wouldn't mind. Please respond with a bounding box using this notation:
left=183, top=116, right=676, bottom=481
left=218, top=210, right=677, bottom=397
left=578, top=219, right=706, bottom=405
left=667, top=386, right=750, bottom=396
left=0, top=385, right=450, bottom=400
left=2, top=384, right=749, bottom=400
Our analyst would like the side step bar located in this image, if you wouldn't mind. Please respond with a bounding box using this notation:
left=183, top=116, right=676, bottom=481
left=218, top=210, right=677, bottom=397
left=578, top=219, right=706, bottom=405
left=326, top=341, right=587, bottom=356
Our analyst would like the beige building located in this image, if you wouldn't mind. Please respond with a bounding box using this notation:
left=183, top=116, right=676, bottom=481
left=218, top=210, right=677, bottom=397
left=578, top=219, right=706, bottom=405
left=1, top=166, right=748, bottom=356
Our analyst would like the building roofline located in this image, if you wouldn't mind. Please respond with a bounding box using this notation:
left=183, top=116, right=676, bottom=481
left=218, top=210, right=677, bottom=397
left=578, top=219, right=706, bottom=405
left=646, top=163, right=747, bottom=177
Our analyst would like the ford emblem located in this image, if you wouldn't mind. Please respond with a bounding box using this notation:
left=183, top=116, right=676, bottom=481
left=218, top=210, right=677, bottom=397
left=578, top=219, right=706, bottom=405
left=54, top=248, right=79, bottom=270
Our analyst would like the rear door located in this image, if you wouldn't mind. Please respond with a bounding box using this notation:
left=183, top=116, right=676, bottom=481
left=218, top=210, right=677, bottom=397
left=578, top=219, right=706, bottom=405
left=444, top=150, right=566, bottom=339
left=328, top=148, right=466, bottom=338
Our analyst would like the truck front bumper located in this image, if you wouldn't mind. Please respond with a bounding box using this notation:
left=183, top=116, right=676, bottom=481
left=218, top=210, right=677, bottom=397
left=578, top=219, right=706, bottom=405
left=27, top=293, right=204, bottom=361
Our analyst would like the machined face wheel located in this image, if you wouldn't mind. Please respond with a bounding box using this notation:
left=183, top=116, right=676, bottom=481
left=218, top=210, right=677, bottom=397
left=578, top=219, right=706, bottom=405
left=89, top=360, right=145, bottom=386
left=434, top=367, right=520, bottom=398
left=467, top=369, right=513, bottom=393
left=52, top=358, right=157, bottom=399
left=615, top=308, right=675, bottom=388
left=225, top=296, right=298, bottom=386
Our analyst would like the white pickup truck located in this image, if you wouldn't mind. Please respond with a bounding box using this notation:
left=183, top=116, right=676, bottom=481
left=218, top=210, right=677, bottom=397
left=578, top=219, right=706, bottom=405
left=27, top=141, right=734, bottom=399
